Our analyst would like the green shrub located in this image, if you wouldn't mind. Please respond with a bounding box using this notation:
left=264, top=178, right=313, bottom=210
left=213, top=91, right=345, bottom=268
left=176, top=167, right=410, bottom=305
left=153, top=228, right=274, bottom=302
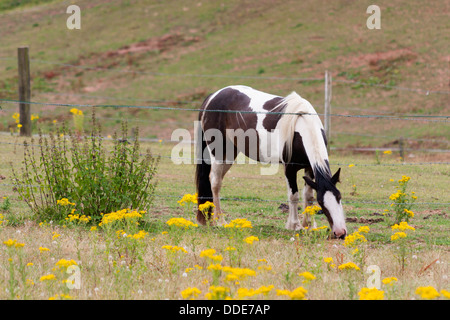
left=12, top=109, right=159, bottom=224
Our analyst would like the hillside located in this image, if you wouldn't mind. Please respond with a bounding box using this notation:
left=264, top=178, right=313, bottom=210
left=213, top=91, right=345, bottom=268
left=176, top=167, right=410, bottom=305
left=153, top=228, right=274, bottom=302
left=0, top=0, right=448, bottom=158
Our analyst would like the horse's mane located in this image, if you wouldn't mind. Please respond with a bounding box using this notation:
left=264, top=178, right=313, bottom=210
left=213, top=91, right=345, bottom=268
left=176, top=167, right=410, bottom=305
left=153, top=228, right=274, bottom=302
left=276, top=92, right=329, bottom=173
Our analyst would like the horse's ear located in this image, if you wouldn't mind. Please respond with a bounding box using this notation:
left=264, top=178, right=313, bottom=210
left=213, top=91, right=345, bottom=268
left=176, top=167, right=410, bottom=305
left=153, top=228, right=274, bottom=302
left=331, top=168, right=341, bottom=185
left=303, top=176, right=317, bottom=190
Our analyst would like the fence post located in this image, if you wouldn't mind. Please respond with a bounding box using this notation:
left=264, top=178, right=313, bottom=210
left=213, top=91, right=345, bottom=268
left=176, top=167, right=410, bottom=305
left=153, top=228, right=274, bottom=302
left=324, top=70, right=332, bottom=153
left=18, top=46, right=31, bottom=137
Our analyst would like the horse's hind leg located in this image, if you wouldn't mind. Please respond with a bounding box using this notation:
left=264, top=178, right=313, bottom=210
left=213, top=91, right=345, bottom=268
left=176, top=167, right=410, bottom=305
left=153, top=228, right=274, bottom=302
left=302, top=167, right=316, bottom=228
left=210, top=161, right=232, bottom=225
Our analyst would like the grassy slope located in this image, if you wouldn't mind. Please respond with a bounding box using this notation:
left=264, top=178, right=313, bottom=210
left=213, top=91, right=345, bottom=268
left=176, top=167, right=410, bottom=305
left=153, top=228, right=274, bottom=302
left=0, top=0, right=448, bottom=150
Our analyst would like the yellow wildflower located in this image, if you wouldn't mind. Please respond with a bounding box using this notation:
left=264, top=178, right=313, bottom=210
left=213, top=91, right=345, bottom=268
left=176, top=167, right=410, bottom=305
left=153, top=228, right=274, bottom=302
left=224, top=218, right=252, bottom=229
left=415, top=286, right=440, bottom=300
left=440, top=290, right=450, bottom=299
left=205, top=286, right=230, bottom=300
left=302, top=205, right=321, bottom=216
left=323, top=257, right=333, bottom=264
left=358, top=226, right=370, bottom=233
left=243, top=235, right=259, bottom=244
left=391, top=221, right=415, bottom=231
left=177, top=193, right=198, bottom=206
left=40, top=274, right=56, bottom=281
left=298, top=271, right=316, bottom=283
left=166, top=217, right=198, bottom=229
left=181, top=287, right=202, bottom=300
left=39, top=247, right=50, bottom=253
left=338, top=262, right=360, bottom=271
left=55, top=259, right=78, bottom=269
left=276, top=287, right=308, bottom=300
left=162, top=245, right=187, bottom=253
left=358, top=287, right=384, bottom=300
left=198, top=201, right=215, bottom=212
left=391, top=232, right=407, bottom=241
left=382, top=277, right=398, bottom=286
left=344, top=231, right=367, bottom=248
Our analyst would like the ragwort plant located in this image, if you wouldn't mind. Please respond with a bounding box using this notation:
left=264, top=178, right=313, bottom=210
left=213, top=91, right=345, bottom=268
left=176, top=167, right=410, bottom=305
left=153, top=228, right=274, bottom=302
left=12, top=109, right=159, bottom=224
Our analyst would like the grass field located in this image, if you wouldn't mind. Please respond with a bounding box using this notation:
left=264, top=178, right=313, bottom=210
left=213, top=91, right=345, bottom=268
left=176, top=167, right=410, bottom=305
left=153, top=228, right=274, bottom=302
left=0, top=132, right=448, bottom=300
left=0, top=0, right=448, bottom=301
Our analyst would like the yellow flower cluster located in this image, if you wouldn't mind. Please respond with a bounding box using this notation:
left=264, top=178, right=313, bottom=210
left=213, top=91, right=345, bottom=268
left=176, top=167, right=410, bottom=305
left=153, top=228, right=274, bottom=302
left=243, top=236, right=259, bottom=245
left=391, top=221, right=415, bottom=231
left=55, top=259, right=78, bottom=269
left=276, top=286, right=308, bottom=300
left=70, top=108, right=83, bottom=116
left=66, top=213, right=91, bottom=224
left=117, top=229, right=148, bottom=240
left=236, top=285, right=274, bottom=299
left=415, top=286, right=440, bottom=300
left=310, top=225, right=328, bottom=232
left=3, top=239, right=25, bottom=248
left=298, top=271, right=316, bottom=283
left=398, top=175, right=410, bottom=185
left=200, top=249, right=223, bottom=262
left=49, top=293, right=73, bottom=300
left=224, top=218, right=252, bottom=229
left=162, top=245, right=187, bottom=253
left=391, top=232, right=407, bottom=241
left=12, top=113, right=20, bottom=123
left=338, top=262, right=360, bottom=271
left=358, top=287, right=384, bottom=300
left=99, top=208, right=145, bottom=226
left=57, top=198, right=75, bottom=206
left=198, top=201, right=215, bottom=212
left=166, top=217, right=198, bottom=229
left=389, top=190, right=406, bottom=201
left=222, top=266, right=256, bottom=282
left=344, top=231, right=367, bottom=248
left=323, top=257, right=336, bottom=269
left=181, top=287, right=202, bottom=299
left=403, top=209, right=414, bottom=218
left=177, top=193, right=198, bottom=206
left=40, top=274, right=56, bottom=281
left=302, top=205, right=321, bottom=216
left=382, top=277, right=398, bottom=286
left=205, top=286, right=231, bottom=300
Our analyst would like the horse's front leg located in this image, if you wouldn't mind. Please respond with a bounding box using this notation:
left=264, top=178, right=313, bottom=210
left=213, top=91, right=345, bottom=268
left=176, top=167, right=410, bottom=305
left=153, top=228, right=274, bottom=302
left=302, top=167, right=316, bottom=228
left=284, top=164, right=303, bottom=230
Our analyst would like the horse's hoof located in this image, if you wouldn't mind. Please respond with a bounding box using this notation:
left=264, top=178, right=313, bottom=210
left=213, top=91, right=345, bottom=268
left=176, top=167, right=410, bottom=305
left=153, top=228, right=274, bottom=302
left=285, top=222, right=303, bottom=231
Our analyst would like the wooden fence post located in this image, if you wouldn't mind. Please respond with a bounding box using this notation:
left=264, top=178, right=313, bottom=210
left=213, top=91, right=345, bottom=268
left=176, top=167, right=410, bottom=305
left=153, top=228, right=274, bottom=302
left=324, top=70, right=332, bottom=153
left=18, top=46, right=31, bottom=137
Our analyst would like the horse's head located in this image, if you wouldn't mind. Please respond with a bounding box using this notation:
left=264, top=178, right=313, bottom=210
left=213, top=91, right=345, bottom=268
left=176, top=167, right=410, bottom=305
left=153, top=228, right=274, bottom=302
left=303, top=168, right=347, bottom=239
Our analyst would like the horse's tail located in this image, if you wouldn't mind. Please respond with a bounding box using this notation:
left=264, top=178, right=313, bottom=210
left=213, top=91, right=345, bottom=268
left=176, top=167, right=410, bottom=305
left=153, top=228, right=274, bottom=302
left=195, top=99, right=213, bottom=225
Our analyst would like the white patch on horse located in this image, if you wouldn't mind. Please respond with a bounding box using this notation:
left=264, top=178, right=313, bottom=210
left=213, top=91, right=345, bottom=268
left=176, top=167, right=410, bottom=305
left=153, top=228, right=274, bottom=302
left=229, top=86, right=282, bottom=163
left=323, top=191, right=346, bottom=233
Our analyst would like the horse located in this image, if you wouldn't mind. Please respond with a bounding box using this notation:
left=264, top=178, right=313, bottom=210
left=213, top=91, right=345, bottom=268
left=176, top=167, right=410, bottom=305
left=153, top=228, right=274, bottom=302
left=194, top=85, right=347, bottom=239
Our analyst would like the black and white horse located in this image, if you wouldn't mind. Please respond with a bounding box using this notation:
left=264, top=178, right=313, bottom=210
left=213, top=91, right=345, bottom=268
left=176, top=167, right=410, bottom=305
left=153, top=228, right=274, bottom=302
left=195, top=85, right=347, bottom=239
